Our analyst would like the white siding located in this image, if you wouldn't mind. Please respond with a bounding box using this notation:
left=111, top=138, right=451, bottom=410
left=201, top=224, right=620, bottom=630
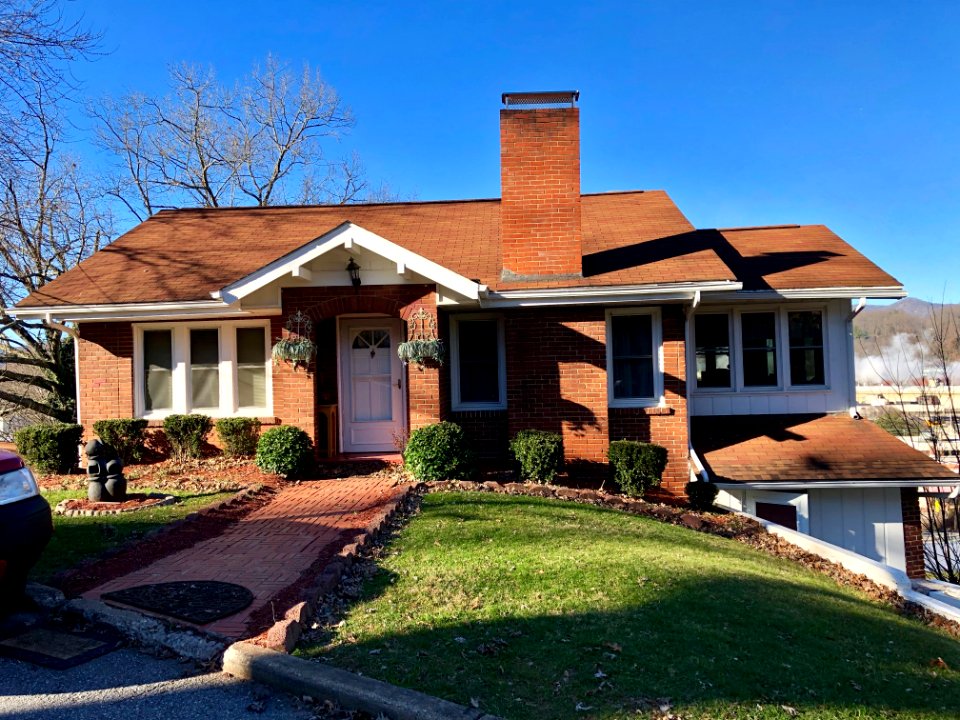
left=690, top=299, right=853, bottom=416
left=808, top=487, right=906, bottom=571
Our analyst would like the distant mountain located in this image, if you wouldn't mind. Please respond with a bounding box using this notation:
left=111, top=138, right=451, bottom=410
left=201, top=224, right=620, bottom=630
left=860, top=298, right=955, bottom=318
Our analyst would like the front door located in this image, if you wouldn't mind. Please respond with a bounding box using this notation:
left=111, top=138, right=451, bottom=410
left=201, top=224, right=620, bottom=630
left=339, top=318, right=405, bottom=453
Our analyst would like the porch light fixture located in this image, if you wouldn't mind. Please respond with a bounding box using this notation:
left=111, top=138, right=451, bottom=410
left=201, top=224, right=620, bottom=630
left=346, top=257, right=361, bottom=288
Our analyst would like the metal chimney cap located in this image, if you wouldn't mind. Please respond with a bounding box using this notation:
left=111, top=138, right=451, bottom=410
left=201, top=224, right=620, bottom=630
left=501, top=91, right=579, bottom=108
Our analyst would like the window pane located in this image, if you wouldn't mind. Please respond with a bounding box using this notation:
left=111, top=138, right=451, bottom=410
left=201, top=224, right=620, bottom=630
left=190, top=329, right=219, bottom=408
left=611, top=314, right=655, bottom=400
left=694, top=314, right=731, bottom=388
left=741, top=313, right=778, bottom=386
left=612, top=315, right=652, bottom=357
left=237, top=327, right=267, bottom=407
left=458, top=320, right=500, bottom=404
left=237, top=328, right=265, bottom=364
left=238, top=367, right=266, bottom=407
left=788, top=311, right=825, bottom=385
left=143, top=330, right=172, bottom=411
left=613, top=357, right=654, bottom=399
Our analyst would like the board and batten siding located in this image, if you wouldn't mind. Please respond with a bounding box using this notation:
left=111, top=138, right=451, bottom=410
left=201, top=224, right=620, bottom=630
left=807, top=487, right=907, bottom=572
left=689, top=299, right=854, bottom=416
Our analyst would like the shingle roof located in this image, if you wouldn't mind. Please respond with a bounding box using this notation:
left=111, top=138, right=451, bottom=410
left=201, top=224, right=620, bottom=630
left=692, top=414, right=958, bottom=484
left=17, top=190, right=900, bottom=308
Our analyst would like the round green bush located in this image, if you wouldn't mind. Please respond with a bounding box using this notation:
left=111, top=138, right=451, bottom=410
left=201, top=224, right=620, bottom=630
left=685, top=480, right=719, bottom=511
left=256, top=425, right=314, bottom=478
left=216, top=417, right=262, bottom=458
left=14, top=422, right=84, bottom=474
left=510, top=429, right=564, bottom=483
left=403, top=421, right=475, bottom=481
left=607, top=440, right=668, bottom=497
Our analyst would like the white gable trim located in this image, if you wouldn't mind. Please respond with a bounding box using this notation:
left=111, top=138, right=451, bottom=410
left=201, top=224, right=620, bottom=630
left=216, top=222, right=485, bottom=304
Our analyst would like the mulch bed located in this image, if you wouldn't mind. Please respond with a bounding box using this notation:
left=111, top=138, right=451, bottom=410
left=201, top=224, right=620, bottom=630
left=55, top=484, right=277, bottom=597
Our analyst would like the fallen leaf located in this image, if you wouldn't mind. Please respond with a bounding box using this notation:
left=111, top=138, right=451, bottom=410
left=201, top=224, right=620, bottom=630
left=931, top=657, right=949, bottom=669
left=470, top=698, right=480, bottom=708
left=781, top=706, right=798, bottom=717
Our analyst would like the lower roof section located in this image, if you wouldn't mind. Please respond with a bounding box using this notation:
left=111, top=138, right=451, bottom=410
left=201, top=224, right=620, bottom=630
left=692, top=413, right=959, bottom=488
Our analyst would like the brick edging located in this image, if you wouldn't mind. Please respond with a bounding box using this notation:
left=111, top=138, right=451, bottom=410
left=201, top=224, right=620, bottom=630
left=255, top=484, right=417, bottom=653
left=52, top=484, right=273, bottom=592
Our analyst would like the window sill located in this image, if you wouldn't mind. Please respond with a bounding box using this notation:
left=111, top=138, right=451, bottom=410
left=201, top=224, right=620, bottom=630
left=609, top=405, right=675, bottom=416
left=143, top=416, right=280, bottom=428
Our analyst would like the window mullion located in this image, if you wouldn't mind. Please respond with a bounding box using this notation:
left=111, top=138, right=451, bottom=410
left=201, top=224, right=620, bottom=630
left=173, top=326, right=189, bottom=413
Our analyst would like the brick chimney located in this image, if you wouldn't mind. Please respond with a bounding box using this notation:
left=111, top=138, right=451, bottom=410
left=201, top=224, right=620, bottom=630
left=500, top=91, right=582, bottom=279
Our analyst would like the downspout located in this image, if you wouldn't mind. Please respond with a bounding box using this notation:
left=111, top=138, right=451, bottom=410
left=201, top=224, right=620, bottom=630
left=683, top=292, right=706, bottom=482
left=846, top=297, right=867, bottom=417
left=689, top=443, right=710, bottom=483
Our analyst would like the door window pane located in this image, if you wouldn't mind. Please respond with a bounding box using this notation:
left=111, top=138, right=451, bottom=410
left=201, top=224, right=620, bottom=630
left=190, top=329, right=220, bottom=408
left=788, top=311, right=825, bottom=385
left=694, top=314, right=731, bottom=388
left=611, top=314, right=655, bottom=400
left=741, top=312, right=778, bottom=387
left=143, top=330, right=173, bottom=411
left=237, top=327, right=266, bottom=407
left=458, top=320, right=500, bottom=404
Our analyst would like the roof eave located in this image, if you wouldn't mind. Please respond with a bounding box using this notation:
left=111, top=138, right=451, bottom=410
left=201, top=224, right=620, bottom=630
left=6, top=299, right=267, bottom=322
left=479, top=280, right=742, bottom=308
left=702, top=286, right=907, bottom=302
left=713, top=478, right=959, bottom=490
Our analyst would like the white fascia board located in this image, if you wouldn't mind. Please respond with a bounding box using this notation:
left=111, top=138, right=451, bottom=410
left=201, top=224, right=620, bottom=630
left=8, top=300, right=266, bottom=322
left=702, top=286, right=907, bottom=302
left=217, top=221, right=482, bottom=303
left=713, top=479, right=960, bottom=490
left=479, top=280, right=742, bottom=309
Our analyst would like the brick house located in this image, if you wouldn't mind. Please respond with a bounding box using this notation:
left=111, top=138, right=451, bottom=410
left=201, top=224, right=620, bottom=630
left=12, top=91, right=957, bottom=577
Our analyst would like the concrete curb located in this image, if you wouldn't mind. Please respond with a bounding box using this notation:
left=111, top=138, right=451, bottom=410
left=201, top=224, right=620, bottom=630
left=223, top=642, right=502, bottom=720
left=256, top=485, right=416, bottom=653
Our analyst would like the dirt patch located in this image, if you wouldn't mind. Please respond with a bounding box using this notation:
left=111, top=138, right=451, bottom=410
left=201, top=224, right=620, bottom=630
left=56, top=485, right=277, bottom=597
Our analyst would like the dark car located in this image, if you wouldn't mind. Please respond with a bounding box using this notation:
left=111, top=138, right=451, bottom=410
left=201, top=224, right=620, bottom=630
left=0, top=450, right=52, bottom=612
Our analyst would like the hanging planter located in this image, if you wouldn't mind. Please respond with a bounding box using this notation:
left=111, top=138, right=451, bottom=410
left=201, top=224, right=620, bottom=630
left=397, top=338, right=445, bottom=367
left=272, top=310, right=316, bottom=370
left=398, top=307, right=444, bottom=368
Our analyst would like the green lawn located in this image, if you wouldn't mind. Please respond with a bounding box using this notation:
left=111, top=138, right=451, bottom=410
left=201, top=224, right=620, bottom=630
left=31, top=488, right=236, bottom=582
left=297, top=492, right=960, bottom=720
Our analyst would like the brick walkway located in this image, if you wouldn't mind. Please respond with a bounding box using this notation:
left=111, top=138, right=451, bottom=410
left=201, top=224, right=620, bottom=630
left=85, top=475, right=409, bottom=638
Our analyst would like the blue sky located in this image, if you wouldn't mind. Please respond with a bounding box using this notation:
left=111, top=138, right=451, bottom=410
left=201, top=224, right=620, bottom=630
left=66, top=1, right=959, bottom=301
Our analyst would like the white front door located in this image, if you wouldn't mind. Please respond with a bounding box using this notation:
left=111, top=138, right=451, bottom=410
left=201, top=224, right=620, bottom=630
left=339, top=318, right=405, bottom=453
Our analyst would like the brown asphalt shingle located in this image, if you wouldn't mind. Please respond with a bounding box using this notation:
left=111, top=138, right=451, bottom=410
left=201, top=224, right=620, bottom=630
left=692, top=414, right=958, bottom=484
left=17, top=190, right=900, bottom=308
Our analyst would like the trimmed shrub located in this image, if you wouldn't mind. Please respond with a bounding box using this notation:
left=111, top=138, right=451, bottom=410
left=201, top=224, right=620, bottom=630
left=14, top=423, right=84, bottom=474
left=510, top=429, right=564, bottom=483
left=216, top=417, right=262, bottom=458
left=256, top=425, right=314, bottom=478
left=162, top=414, right=212, bottom=463
left=403, top=421, right=475, bottom=482
left=93, top=418, right=148, bottom=464
left=685, top=481, right=719, bottom=511
left=607, top=440, right=668, bottom=497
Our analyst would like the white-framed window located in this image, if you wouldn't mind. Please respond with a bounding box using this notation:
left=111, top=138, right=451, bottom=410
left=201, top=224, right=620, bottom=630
left=134, top=320, right=272, bottom=419
left=606, top=308, right=664, bottom=408
left=691, top=306, right=828, bottom=392
left=450, top=314, right=507, bottom=410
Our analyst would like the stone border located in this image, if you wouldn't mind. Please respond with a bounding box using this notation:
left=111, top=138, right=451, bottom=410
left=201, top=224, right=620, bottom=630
left=55, top=494, right=176, bottom=516
left=251, top=484, right=416, bottom=653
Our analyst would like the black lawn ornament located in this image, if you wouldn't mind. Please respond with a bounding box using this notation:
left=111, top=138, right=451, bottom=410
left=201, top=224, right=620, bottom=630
left=85, top=438, right=127, bottom=502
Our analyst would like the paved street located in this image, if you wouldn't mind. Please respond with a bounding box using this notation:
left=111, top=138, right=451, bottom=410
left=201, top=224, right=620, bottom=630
left=0, top=647, right=313, bottom=720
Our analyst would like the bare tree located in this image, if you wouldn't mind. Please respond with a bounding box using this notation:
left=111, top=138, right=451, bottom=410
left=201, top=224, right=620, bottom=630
left=1, top=90, right=111, bottom=422
left=0, top=0, right=98, bottom=162
left=92, top=56, right=374, bottom=220
left=859, top=304, right=960, bottom=582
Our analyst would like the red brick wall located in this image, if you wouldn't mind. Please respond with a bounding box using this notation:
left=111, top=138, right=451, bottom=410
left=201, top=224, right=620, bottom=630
left=608, top=306, right=689, bottom=495
left=76, top=322, right=134, bottom=438
left=900, top=487, right=925, bottom=579
left=500, top=107, right=582, bottom=277
left=496, top=305, right=689, bottom=493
